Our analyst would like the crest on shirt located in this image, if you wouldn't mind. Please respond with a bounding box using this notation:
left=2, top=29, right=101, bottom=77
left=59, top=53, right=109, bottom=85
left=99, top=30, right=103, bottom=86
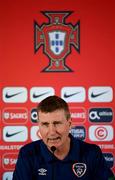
left=72, top=163, right=87, bottom=177
left=34, top=11, right=80, bottom=72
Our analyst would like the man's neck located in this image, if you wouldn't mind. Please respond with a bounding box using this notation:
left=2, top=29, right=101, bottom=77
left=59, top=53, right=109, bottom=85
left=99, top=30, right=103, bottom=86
left=54, top=137, right=71, bottom=160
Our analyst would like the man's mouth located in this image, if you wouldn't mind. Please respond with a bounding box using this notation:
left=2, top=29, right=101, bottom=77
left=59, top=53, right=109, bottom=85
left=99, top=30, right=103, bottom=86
left=48, top=137, right=60, bottom=142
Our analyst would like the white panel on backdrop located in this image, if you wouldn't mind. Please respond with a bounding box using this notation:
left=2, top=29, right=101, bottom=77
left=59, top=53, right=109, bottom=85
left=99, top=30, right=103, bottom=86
left=2, top=87, right=28, bottom=103
left=88, top=86, right=113, bottom=102
left=61, top=87, right=86, bottom=102
left=89, top=125, right=113, bottom=141
left=30, top=126, right=41, bottom=141
left=30, top=87, right=55, bottom=103
left=3, top=126, right=28, bottom=142
left=2, top=172, right=13, bottom=180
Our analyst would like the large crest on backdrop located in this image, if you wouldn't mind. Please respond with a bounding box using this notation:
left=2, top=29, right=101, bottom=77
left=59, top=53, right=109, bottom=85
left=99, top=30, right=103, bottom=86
left=34, top=11, right=80, bottom=72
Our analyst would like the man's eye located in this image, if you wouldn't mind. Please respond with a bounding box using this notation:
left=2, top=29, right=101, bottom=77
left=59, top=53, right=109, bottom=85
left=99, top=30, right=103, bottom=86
left=42, top=123, right=49, bottom=127
left=54, top=122, right=62, bottom=126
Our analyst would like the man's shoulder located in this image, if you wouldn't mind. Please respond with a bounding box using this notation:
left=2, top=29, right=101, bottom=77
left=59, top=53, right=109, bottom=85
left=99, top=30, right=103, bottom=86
left=72, top=137, right=102, bottom=161
left=73, top=136, right=101, bottom=154
left=20, top=140, right=42, bottom=154
left=16, top=140, right=45, bottom=168
left=78, top=139, right=99, bottom=149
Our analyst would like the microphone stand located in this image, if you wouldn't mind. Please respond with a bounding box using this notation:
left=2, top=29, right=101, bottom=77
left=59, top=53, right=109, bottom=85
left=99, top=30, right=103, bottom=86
left=51, top=146, right=56, bottom=180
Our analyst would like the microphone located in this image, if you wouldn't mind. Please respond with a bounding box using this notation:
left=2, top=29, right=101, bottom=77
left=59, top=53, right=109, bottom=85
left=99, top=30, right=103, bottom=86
left=50, top=146, right=56, bottom=154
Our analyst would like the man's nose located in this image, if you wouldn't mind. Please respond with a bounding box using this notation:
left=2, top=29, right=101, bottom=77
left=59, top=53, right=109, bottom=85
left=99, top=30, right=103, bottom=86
left=49, top=124, right=56, bottom=134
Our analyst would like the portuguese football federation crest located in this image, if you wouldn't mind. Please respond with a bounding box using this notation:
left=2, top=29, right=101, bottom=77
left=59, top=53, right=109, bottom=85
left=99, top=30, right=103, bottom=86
left=34, top=11, right=80, bottom=72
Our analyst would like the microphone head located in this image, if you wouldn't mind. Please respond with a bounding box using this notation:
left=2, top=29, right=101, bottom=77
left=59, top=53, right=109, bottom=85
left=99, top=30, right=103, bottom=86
left=50, top=146, right=56, bottom=153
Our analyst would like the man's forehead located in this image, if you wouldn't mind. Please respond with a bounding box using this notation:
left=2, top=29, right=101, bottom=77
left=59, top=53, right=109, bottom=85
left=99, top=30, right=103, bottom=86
left=39, top=109, right=65, bottom=115
left=38, top=110, right=66, bottom=121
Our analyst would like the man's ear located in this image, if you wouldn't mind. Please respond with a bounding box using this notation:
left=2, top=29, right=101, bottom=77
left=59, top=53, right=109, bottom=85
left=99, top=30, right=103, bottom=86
left=68, top=118, right=72, bottom=127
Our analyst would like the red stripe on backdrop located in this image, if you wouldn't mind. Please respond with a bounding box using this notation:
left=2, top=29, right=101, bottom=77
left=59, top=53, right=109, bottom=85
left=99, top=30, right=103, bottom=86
left=0, top=0, right=115, bottom=178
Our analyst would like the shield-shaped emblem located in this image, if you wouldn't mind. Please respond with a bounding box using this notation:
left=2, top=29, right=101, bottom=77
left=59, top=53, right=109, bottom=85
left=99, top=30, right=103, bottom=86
left=34, top=11, right=80, bottom=72
left=72, top=163, right=87, bottom=177
left=48, top=31, right=66, bottom=55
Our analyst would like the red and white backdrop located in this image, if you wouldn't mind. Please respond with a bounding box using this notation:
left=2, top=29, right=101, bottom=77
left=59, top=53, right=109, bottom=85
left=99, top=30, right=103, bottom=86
left=0, top=0, right=115, bottom=179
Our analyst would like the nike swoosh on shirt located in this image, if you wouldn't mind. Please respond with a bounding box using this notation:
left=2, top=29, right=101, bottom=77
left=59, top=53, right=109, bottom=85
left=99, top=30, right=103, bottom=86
left=5, top=92, right=23, bottom=98
left=33, top=92, right=49, bottom=98
left=64, top=92, right=81, bottom=98
left=6, top=131, right=23, bottom=138
left=91, top=91, right=108, bottom=98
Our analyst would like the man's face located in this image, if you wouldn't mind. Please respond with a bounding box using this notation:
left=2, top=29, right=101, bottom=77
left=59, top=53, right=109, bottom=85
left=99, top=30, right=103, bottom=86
left=38, top=109, right=71, bottom=150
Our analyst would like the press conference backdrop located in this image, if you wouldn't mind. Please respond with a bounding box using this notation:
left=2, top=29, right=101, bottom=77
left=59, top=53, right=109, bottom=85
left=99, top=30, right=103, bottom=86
left=0, top=0, right=115, bottom=179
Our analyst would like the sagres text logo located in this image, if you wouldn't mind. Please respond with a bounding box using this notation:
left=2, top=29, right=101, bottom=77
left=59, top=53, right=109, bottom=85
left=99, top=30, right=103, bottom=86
left=34, top=11, right=80, bottom=72
left=3, top=153, right=18, bottom=170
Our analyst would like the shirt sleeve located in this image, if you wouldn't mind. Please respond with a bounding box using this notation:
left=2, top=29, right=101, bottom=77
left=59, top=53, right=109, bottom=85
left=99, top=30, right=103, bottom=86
left=12, top=147, right=34, bottom=180
left=92, top=145, right=114, bottom=180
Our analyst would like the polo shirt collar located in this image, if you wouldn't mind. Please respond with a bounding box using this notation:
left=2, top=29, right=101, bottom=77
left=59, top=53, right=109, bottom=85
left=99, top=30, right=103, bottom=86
left=40, top=134, right=80, bottom=163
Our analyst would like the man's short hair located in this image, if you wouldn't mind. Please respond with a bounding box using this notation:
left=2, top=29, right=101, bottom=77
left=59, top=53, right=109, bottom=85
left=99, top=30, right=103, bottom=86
left=37, top=95, right=71, bottom=120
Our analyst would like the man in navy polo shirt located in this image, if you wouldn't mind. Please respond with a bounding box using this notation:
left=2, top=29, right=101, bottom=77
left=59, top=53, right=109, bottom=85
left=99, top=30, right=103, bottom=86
left=13, top=95, right=114, bottom=180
